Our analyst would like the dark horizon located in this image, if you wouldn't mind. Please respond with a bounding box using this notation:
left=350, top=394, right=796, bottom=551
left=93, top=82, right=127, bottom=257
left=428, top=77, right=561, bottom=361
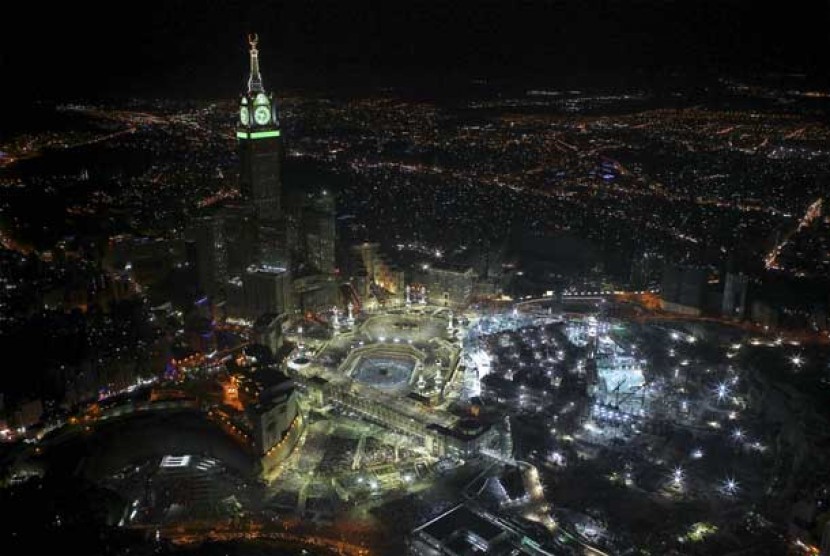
left=3, top=0, right=830, bottom=101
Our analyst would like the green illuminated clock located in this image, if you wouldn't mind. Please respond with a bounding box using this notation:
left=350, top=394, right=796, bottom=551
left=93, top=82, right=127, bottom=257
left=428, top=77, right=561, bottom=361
left=240, top=106, right=249, bottom=125
left=254, top=105, right=271, bottom=125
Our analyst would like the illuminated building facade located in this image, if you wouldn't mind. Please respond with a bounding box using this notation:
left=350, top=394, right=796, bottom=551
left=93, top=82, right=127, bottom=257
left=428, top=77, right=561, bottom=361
left=348, top=242, right=405, bottom=304
left=248, top=379, right=300, bottom=457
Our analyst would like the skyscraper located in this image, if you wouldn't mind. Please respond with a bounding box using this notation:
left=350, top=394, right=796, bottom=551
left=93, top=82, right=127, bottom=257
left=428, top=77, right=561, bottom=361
left=191, top=214, right=227, bottom=297
left=243, top=264, right=293, bottom=317
left=301, top=190, right=336, bottom=274
left=237, top=34, right=283, bottom=221
left=192, top=34, right=337, bottom=316
left=722, top=272, right=749, bottom=320
left=660, top=264, right=707, bottom=316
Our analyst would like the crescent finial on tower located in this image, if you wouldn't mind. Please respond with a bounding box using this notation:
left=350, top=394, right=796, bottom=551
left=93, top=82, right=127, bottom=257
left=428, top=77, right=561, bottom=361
left=247, top=33, right=264, bottom=93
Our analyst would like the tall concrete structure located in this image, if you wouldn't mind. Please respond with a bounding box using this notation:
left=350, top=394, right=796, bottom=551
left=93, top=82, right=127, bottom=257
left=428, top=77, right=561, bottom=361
left=223, top=204, right=259, bottom=278
left=630, top=250, right=659, bottom=290
left=423, top=263, right=476, bottom=307
left=293, top=274, right=339, bottom=313
left=660, top=264, right=707, bottom=316
left=242, top=265, right=293, bottom=318
left=191, top=34, right=337, bottom=316
left=256, top=216, right=290, bottom=269
left=301, top=191, right=336, bottom=274
left=237, top=34, right=283, bottom=221
left=820, top=519, right=830, bottom=556
left=248, top=376, right=300, bottom=457
left=349, top=242, right=405, bottom=305
left=251, top=313, right=284, bottom=357
left=721, top=272, right=749, bottom=319
left=192, top=215, right=227, bottom=297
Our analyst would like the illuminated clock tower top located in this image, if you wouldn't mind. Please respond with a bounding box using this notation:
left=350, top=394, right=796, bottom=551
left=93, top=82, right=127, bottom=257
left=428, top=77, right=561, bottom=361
left=238, top=33, right=280, bottom=131
left=238, top=33, right=282, bottom=220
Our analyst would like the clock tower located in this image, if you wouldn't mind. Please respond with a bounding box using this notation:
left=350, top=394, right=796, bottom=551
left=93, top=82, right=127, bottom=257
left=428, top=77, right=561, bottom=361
left=238, top=34, right=282, bottom=220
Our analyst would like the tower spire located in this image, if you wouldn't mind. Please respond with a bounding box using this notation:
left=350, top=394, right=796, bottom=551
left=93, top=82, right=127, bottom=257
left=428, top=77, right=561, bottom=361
left=247, top=33, right=264, bottom=93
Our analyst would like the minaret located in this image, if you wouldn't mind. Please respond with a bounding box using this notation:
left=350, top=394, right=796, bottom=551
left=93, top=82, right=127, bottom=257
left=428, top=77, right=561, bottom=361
left=237, top=33, right=283, bottom=227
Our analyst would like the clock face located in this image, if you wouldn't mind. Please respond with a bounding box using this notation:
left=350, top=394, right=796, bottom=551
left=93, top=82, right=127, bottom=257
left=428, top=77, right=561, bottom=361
left=254, top=106, right=271, bottom=125
left=240, top=106, right=249, bottom=125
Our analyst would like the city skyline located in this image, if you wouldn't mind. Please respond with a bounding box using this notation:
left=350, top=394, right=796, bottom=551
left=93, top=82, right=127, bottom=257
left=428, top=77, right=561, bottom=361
left=1, top=6, right=830, bottom=556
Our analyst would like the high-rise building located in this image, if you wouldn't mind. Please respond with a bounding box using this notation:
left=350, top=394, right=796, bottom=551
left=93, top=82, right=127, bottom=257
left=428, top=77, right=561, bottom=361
left=630, top=250, right=659, bottom=290
left=293, top=274, right=339, bottom=312
left=423, top=263, right=476, bottom=307
left=222, top=204, right=259, bottom=278
left=256, top=215, right=291, bottom=269
left=242, top=264, right=293, bottom=318
left=660, top=264, right=707, bottom=316
left=348, top=242, right=405, bottom=304
left=237, top=34, right=282, bottom=221
left=190, top=34, right=337, bottom=316
left=820, top=518, right=830, bottom=556
left=247, top=375, right=299, bottom=454
left=251, top=313, right=284, bottom=357
left=721, top=272, right=749, bottom=319
left=191, top=215, right=227, bottom=297
left=301, top=190, right=336, bottom=274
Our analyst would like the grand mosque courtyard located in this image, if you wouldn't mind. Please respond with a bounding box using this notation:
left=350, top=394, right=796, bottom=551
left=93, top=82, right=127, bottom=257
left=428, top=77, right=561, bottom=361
left=262, top=297, right=825, bottom=554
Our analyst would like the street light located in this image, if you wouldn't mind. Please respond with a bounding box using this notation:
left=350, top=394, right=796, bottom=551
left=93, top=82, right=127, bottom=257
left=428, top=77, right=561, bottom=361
left=672, top=466, right=684, bottom=487
left=715, top=382, right=730, bottom=403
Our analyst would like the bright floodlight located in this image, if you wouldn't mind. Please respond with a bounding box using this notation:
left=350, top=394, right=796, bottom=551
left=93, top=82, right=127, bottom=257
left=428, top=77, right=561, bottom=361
left=791, top=355, right=804, bottom=367
left=715, top=382, right=730, bottom=402
left=672, top=466, right=684, bottom=486
left=691, top=448, right=704, bottom=459
left=732, top=428, right=744, bottom=441
left=722, top=477, right=739, bottom=495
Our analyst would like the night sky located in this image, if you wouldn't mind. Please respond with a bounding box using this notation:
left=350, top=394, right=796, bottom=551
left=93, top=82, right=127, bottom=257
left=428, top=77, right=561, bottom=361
left=3, top=0, right=829, bottom=100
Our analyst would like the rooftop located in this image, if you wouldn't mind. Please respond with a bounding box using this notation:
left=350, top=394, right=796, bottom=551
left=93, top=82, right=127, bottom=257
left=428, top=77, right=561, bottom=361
left=419, top=504, right=504, bottom=544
